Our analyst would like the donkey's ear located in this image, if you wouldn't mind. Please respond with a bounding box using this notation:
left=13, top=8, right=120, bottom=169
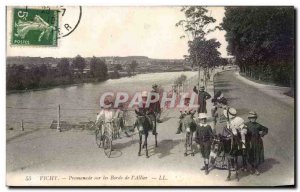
left=134, top=109, right=139, bottom=115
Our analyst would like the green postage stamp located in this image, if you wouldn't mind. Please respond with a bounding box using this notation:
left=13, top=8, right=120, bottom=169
left=11, top=8, right=58, bottom=46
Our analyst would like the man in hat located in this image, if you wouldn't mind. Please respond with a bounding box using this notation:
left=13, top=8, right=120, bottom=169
left=195, top=113, right=214, bottom=175
left=150, top=84, right=162, bottom=124
left=135, top=91, right=155, bottom=134
left=193, top=85, right=211, bottom=114
left=244, top=111, right=268, bottom=175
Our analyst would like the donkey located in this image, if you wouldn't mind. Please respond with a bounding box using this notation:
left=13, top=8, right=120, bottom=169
left=222, top=127, right=243, bottom=181
left=181, top=112, right=197, bottom=156
left=134, top=111, right=157, bottom=158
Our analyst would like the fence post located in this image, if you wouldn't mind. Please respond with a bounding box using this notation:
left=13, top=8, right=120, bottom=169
left=57, top=104, right=61, bottom=132
left=21, top=120, right=24, bottom=131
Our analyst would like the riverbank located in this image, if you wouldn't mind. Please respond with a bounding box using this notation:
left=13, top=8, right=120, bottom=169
left=6, top=68, right=222, bottom=187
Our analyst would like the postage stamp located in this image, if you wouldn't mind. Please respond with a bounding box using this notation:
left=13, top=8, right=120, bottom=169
left=11, top=7, right=58, bottom=46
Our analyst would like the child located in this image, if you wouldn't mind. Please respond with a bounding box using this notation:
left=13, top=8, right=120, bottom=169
left=195, top=113, right=214, bottom=175
left=245, top=111, right=268, bottom=175
left=176, top=96, right=195, bottom=134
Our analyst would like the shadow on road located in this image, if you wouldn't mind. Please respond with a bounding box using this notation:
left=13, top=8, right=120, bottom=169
left=160, top=116, right=174, bottom=123
left=113, top=139, right=139, bottom=151
left=150, top=139, right=181, bottom=159
left=260, top=158, right=280, bottom=174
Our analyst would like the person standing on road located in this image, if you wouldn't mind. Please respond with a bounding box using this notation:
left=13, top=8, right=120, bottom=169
left=211, top=90, right=223, bottom=130
left=193, top=85, right=211, bottom=113
left=245, top=111, right=268, bottom=175
left=150, top=84, right=162, bottom=124
left=195, top=113, right=214, bottom=175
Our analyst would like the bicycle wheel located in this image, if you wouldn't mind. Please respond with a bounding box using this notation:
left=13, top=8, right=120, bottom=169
left=95, top=129, right=102, bottom=148
left=102, top=134, right=112, bottom=157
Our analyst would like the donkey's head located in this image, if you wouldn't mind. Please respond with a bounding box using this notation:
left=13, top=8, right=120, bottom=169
left=182, top=112, right=196, bottom=133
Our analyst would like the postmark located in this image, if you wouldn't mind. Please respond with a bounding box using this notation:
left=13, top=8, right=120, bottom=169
left=57, top=6, right=82, bottom=38
left=12, top=7, right=59, bottom=46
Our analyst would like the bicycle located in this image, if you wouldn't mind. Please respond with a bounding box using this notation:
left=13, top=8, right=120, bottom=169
left=94, top=120, right=115, bottom=158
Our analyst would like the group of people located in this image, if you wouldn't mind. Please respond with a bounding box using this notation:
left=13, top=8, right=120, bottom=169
left=177, top=85, right=269, bottom=176
left=96, top=82, right=269, bottom=177
left=96, top=84, right=162, bottom=137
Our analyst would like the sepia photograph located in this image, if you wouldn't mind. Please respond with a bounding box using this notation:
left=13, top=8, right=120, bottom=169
left=5, top=5, right=295, bottom=187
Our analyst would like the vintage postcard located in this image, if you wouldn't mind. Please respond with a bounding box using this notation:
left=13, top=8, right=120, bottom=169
left=6, top=6, right=295, bottom=187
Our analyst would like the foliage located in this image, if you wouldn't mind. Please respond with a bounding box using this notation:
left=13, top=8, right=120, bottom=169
left=90, top=56, right=108, bottom=81
left=72, top=55, right=86, bottom=73
left=57, top=58, right=71, bottom=77
left=126, top=60, right=139, bottom=76
left=174, top=74, right=187, bottom=86
left=221, top=7, right=294, bottom=87
left=7, top=55, right=109, bottom=91
left=176, top=6, right=222, bottom=69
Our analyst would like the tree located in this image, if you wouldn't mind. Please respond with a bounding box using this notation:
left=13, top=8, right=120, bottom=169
left=188, top=38, right=221, bottom=68
left=72, top=55, right=86, bottom=74
left=90, top=56, right=108, bottom=81
left=111, top=64, right=123, bottom=79
left=176, top=6, right=220, bottom=88
left=57, top=58, right=70, bottom=76
left=222, top=7, right=294, bottom=90
left=128, top=60, right=138, bottom=75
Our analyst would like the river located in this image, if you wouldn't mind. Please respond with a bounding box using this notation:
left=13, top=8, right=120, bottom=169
left=6, top=71, right=197, bottom=130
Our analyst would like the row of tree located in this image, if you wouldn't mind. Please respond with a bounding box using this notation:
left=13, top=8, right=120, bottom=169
left=7, top=56, right=109, bottom=91
left=221, top=7, right=294, bottom=88
left=176, top=6, right=223, bottom=89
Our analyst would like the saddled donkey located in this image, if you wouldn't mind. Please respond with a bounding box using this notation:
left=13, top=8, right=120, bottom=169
left=181, top=112, right=197, bottom=156
left=134, top=112, right=157, bottom=158
left=222, top=126, right=244, bottom=181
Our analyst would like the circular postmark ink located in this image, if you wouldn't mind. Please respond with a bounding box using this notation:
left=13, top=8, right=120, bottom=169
left=57, top=6, right=82, bottom=38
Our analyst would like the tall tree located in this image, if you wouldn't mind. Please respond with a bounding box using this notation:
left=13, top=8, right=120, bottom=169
left=222, top=7, right=294, bottom=89
left=72, top=55, right=86, bottom=74
left=90, top=56, right=108, bottom=81
left=128, top=60, right=138, bottom=75
left=176, top=6, right=220, bottom=88
left=57, top=58, right=70, bottom=76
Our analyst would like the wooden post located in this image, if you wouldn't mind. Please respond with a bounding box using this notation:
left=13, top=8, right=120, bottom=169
left=21, top=120, right=24, bottom=131
left=57, top=104, right=61, bottom=132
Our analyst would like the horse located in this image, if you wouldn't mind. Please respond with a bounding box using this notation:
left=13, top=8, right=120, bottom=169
left=134, top=111, right=157, bottom=158
left=181, top=112, right=197, bottom=156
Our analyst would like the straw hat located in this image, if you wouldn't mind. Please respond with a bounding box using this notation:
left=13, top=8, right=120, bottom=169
left=200, top=86, right=205, bottom=90
left=248, top=111, right=258, bottom=119
left=223, top=107, right=237, bottom=118
left=198, top=113, right=208, bottom=119
left=141, top=91, right=148, bottom=98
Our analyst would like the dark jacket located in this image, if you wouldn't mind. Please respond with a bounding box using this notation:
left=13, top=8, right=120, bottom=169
left=195, top=124, right=214, bottom=144
left=193, top=86, right=211, bottom=113
left=245, top=121, right=268, bottom=167
left=195, top=124, right=214, bottom=158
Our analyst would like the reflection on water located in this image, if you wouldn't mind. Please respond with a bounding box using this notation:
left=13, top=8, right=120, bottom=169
left=7, top=71, right=197, bottom=129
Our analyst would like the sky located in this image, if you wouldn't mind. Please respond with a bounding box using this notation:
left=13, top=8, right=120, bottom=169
left=7, top=6, right=228, bottom=59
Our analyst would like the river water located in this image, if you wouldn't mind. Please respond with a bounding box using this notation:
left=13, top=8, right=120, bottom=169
left=6, top=71, right=197, bottom=130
